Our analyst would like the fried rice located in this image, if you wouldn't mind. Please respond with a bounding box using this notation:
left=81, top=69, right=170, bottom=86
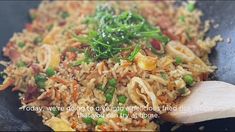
left=1, top=1, right=222, bottom=131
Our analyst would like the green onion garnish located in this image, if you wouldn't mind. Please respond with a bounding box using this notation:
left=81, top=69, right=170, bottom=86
left=128, top=44, right=141, bottom=62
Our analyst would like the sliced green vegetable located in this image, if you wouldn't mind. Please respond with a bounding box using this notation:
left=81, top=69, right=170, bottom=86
left=118, top=95, right=127, bottom=104
left=50, top=107, right=60, bottom=116
left=97, top=117, right=105, bottom=125
left=187, top=2, right=195, bottom=12
left=18, top=42, right=25, bottom=48
left=0, top=72, right=7, bottom=79
left=183, top=74, right=194, bottom=86
left=175, top=56, right=182, bottom=65
left=46, top=67, right=55, bottom=77
left=83, top=116, right=93, bottom=124
left=128, top=44, right=141, bottom=61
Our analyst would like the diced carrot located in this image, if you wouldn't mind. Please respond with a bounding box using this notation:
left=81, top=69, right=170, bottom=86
left=51, top=77, right=69, bottom=85
left=139, top=120, right=147, bottom=127
left=158, top=95, right=168, bottom=102
left=72, top=80, right=79, bottom=102
left=71, top=121, right=77, bottom=129
left=66, top=52, right=76, bottom=61
left=99, top=125, right=106, bottom=131
left=112, top=117, right=121, bottom=122
left=199, top=73, right=209, bottom=81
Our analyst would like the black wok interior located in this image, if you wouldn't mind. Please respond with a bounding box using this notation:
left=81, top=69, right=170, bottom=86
left=0, top=1, right=234, bottom=131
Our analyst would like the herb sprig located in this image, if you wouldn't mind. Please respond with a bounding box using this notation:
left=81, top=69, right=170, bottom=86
left=75, top=4, right=169, bottom=60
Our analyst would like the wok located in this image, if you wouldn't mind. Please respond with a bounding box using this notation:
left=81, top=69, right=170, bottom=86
left=0, top=1, right=234, bottom=131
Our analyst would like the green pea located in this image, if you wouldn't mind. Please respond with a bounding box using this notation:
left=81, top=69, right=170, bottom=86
left=37, top=81, right=46, bottom=89
left=118, top=95, right=127, bottom=104
left=183, top=74, right=194, bottom=86
left=33, top=36, right=42, bottom=45
left=18, top=42, right=25, bottom=48
left=35, top=74, right=47, bottom=89
left=17, top=60, right=26, bottom=67
left=46, top=67, right=55, bottom=77
left=118, top=109, right=128, bottom=118
left=108, top=78, right=117, bottom=87
left=97, top=117, right=105, bottom=125
left=83, top=117, right=93, bottom=124
left=105, top=93, right=113, bottom=103
left=50, top=107, right=60, bottom=116
left=175, top=56, right=182, bottom=65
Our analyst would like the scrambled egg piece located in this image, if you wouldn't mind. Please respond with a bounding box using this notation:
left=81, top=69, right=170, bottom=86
left=45, top=117, right=75, bottom=131
left=134, top=53, right=157, bottom=71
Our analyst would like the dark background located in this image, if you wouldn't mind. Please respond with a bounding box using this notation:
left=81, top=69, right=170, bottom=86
left=0, top=0, right=235, bottom=131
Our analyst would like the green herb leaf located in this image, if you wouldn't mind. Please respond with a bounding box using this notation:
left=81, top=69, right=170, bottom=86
left=128, top=44, right=141, bottom=61
left=76, top=5, right=170, bottom=60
